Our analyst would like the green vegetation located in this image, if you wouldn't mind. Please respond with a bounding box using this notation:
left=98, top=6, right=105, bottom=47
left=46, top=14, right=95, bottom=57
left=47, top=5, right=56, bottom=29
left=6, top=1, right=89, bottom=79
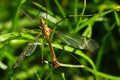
left=0, top=0, right=120, bottom=80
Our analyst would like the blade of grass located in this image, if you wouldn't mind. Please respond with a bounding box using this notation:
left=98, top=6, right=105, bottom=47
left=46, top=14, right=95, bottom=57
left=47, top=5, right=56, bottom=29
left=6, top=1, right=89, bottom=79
left=32, top=2, right=53, bottom=15
left=85, top=66, right=120, bottom=80
left=95, top=23, right=116, bottom=69
left=11, top=0, right=26, bottom=31
left=73, top=0, right=79, bottom=23
left=74, top=9, right=115, bottom=33
left=114, top=10, right=120, bottom=26
left=54, top=0, right=66, bottom=17
left=0, top=32, right=35, bottom=43
left=34, top=70, right=41, bottom=80
left=74, top=0, right=86, bottom=33
left=61, top=73, right=66, bottom=80
left=82, top=24, right=92, bottom=37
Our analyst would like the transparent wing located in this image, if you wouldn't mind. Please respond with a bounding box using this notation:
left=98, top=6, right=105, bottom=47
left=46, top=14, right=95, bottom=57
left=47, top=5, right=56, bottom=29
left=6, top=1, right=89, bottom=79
left=56, top=32, right=99, bottom=51
left=13, top=33, right=41, bottom=69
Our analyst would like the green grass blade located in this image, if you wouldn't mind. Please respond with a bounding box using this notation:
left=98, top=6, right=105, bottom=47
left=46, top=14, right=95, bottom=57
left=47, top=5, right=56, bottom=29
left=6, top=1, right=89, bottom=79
left=114, top=10, right=120, bottom=26
left=54, top=0, right=66, bottom=17
left=11, top=0, right=26, bottom=31
left=75, top=9, right=115, bottom=33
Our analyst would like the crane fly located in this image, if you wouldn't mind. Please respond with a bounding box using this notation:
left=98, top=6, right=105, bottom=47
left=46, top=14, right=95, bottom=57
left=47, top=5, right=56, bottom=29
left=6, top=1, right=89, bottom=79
left=12, top=16, right=99, bottom=69
left=12, top=17, right=59, bottom=69
left=12, top=1, right=99, bottom=69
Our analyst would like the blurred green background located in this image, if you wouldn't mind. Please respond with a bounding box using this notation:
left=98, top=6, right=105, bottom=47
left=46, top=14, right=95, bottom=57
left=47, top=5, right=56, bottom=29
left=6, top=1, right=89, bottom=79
left=0, top=0, right=120, bottom=80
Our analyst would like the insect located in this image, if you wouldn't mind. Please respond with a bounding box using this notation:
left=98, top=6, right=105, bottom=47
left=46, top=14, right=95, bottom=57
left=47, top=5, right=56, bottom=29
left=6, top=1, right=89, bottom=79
left=12, top=1, right=99, bottom=69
